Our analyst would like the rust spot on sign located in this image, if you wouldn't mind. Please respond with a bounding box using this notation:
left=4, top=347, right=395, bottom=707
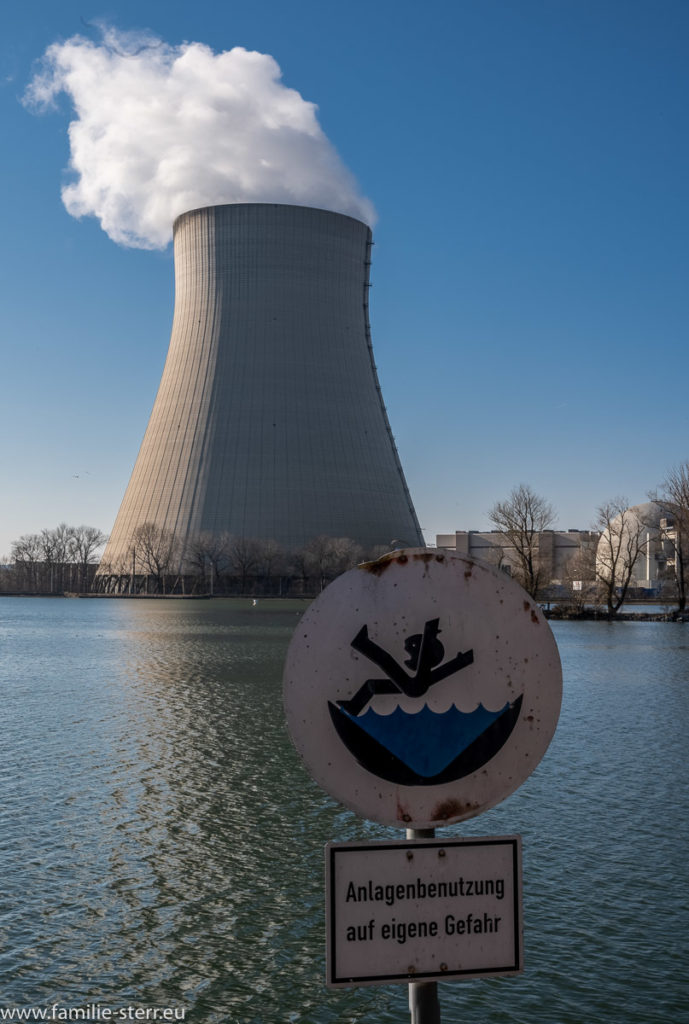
left=523, top=600, right=540, bottom=624
left=359, top=549, right=445, bottom=576
left=359, top=552, right=408, bottom=576
left=431, top=798, right=479, bottom=821
left=397, top=805, right=412, bottom=824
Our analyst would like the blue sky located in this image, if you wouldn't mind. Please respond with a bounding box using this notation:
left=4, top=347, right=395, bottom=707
left=1, top=0, right=687, bottom=555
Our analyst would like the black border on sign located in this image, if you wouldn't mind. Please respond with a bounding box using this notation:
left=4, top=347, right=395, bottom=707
left=325, top=837, right=523, bottom=988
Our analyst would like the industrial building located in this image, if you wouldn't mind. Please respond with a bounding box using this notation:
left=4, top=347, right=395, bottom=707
left=436, top=529, right=599, bottom=581
left=438, top=504, right=680, bottom=599
left=99, top=204, right=423, bottom=576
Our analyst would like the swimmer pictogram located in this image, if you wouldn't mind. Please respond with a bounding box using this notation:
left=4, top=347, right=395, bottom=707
left=337, top=618, right=474, bottom=715
left=328, top=618, right=523, bottom=786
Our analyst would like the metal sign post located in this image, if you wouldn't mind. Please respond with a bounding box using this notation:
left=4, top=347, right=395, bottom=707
left=283, top=548, right=561, bottom=1023
left=409, top=978, right=440, bottom=1024
left=407, top=828, right=440, bottom=1024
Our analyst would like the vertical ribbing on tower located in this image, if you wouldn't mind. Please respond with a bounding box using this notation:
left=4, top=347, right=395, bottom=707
left=100, top=203, right=423, bottom=570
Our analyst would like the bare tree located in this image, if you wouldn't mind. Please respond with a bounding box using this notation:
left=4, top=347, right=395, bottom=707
left=594, top=498, right=649, bottom=616
left=40, top=523, right=73, bottom=592
left=290, top=546, right=312, bottom=592
left=299, top=536, right=363, bottom=591
left=187, top=531, right=232, bottom=593
left=228, top=536, right=261, bottom=593
left=11, top=533, right=43, bottom=592
left=255, top=538, right=284, bottom=577
left=130, top=522, right=180, bottom=593
left=488, top=484, right=556, bottom=598
left=289, top=536, right=364, bottom=592
left=561, top=545, right=600, bottom=614
left=69, top=525, right=108, bottom=592
left=305, top=535, right=333, bottom=584
left=252, top=538, right=287, bottom=588
left=299, top=536, right=331, bottom=591
left=649, top=460, right=689, bottom=613
left=334, top=536, right=360, bottom=576
left=108, top=554, right=131, bottom=594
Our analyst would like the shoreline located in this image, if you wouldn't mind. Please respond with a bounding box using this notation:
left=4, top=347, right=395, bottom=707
left=543, top=609, right=688, bottom=622
left=1, top=591, right=686, bottom=620
left=0, top=591, right=313, bottom=602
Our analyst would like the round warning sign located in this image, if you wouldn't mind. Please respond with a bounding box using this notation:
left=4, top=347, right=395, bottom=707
left=283, top=548, right=562, bottom=829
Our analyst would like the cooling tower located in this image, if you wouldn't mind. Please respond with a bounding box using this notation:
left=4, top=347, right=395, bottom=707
left=101, top=203, right=423, bottom=569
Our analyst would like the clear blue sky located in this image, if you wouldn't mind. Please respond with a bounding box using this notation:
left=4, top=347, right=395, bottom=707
left=1, top=0, right=687, bottom=556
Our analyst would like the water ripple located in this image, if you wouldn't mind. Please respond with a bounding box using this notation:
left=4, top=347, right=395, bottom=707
left=0, top=602, right=687, bottom=1022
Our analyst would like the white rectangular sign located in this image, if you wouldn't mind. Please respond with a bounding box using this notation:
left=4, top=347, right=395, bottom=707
left=326, top=836, right=522, bottom=987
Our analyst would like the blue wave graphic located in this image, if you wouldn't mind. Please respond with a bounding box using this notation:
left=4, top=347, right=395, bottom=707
left=348, top=702, right=511, bottom=777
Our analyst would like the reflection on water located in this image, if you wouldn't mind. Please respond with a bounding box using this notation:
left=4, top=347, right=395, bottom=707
left=1, top=600, right=688, bottom=1023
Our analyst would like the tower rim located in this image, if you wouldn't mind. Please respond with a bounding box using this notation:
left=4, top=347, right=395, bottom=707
left=172, top=202, right=371, bottom=236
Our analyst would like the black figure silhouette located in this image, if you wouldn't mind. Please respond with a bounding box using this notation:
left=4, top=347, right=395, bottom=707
left=338, top=618, right=474, bottom=716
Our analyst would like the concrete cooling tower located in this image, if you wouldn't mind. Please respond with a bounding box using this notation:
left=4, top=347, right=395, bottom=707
left=100, top=203, right=423, bottom=571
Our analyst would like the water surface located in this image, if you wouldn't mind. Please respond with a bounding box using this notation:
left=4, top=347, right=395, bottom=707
left=1, top=599, right=687, bottom=1022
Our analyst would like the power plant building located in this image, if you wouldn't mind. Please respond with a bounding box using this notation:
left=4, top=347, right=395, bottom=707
left=100, top=204, right=422, bottom=572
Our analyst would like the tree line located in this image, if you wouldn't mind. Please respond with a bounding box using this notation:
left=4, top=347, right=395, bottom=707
left=4, top=459, right=687, bottom=610
left=2, top=523, right=384, bottom=597
left=97, top=525, right=375, bottom=596
left=3, top=524, right=107, bottom=594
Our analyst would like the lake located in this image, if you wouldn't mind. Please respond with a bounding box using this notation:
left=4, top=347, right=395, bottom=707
left=0, top=598, right=687, bottom=1023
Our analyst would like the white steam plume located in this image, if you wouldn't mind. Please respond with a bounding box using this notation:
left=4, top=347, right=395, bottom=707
left=25, top=27, right=375, bottom=249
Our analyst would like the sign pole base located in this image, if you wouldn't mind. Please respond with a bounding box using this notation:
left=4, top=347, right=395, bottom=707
left=407, top=828, right=441, bottom=1024
left=409, top=982, right=441, bottom=1024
